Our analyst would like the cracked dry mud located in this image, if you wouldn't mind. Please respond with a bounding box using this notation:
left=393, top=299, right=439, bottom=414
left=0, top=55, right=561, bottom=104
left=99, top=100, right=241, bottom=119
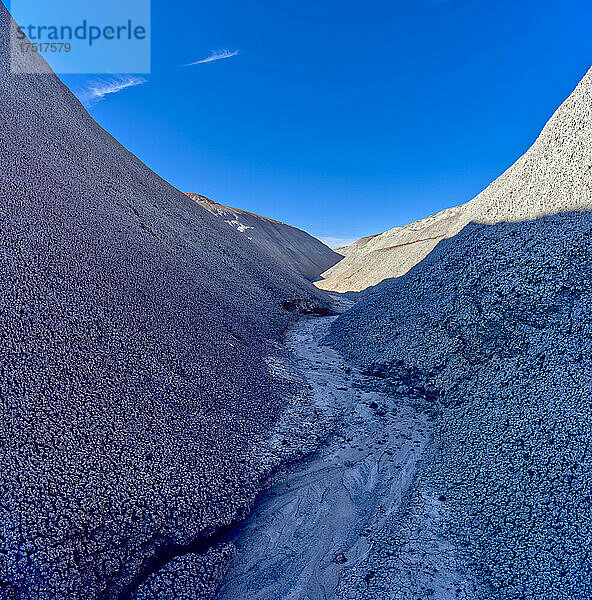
left=216, top=308, right=470, bottom=600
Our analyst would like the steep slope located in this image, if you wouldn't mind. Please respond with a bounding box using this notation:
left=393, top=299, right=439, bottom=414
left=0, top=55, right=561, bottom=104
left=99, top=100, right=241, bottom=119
left=0, top=5, right=332, bottom=599
left=327, top=67, right=592, bottom=598
left=186, top=193, right=342, bottom=281
left=318, top=67, right=592, bottom=292
left=329, top=215, right=592, bottom=599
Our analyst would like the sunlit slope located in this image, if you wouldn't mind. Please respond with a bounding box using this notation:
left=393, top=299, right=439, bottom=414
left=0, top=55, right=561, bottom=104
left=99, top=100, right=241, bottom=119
left=318, top=66, right=592, bottom=292
left=187, top=193, right=342, bottom=281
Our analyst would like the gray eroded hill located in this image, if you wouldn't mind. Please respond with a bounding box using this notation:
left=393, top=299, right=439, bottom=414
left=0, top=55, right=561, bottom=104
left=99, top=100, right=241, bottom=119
left=328, top=215, right=592, bottom=599
left=0, top=4, right=332, bottom=599
left=318, top=66, right=592, bottom=292
left=186, top=194, right=342, bottom=281
left=327, top=66, right=592, bottom=599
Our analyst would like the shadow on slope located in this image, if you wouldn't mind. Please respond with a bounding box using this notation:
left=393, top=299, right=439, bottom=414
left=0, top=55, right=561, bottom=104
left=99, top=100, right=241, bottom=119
left=327, top=212, right=592, bottom=598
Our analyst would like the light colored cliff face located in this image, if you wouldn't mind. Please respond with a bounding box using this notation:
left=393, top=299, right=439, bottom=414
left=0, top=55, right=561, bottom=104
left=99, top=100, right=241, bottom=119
left=316, top=204, right=466, bottom=292
left=317, top=66, right=592, bottom=293
left=186, top=193, right=342, bottom=281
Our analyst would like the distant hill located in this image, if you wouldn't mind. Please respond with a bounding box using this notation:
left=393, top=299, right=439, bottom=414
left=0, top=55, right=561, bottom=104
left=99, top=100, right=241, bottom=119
left=317, top=68, right=592, bottom=292
left=186, top=193, right=342, bottom=281
left=316, top=204, right=465, bottom=292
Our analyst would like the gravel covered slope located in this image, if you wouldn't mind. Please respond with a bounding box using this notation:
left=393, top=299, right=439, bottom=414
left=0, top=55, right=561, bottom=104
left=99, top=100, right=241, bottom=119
left=186, top=194, right=342, bottom=281
left=328, top=213, right=592, bottom=598
left=318, top=65, right=592, bottom=292
left=0, top=4, right=332, bottom=599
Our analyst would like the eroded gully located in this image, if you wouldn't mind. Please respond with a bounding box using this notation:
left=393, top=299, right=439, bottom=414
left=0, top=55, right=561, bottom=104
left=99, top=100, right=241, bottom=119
left=215, top=305, right=433, bottom=600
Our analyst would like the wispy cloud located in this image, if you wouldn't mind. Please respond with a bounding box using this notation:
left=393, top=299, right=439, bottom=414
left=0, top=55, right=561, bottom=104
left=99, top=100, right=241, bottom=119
left=76, top=75, right=147, bottom=107
left=185, top=49, right=239, bottom=66
left=320, top=236, right=357, bottom=250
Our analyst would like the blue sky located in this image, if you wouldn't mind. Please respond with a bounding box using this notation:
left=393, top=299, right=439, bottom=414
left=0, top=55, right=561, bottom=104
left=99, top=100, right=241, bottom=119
left=51, top=0, right=592, bottom=246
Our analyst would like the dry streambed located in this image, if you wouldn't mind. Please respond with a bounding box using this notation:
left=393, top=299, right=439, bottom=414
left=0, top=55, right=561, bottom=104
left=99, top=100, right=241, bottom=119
left=215, top=308, right=448, bottom=600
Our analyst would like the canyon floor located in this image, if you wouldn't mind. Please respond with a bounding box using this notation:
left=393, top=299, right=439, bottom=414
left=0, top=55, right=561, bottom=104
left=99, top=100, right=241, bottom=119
left=215, top=302, right=474, bottom=600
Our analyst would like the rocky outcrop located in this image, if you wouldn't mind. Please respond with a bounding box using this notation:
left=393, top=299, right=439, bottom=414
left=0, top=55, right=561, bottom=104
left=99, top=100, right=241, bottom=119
left=317, top=66, right=592, bottom=292
left=186, top=194, right=342, bottom=281
left=0, top=3, right=331, bottom=599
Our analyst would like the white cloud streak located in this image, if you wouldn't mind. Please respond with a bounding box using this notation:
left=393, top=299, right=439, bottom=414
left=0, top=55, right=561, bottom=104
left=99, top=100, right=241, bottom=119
left=77, top=75, right=147, bottom=107
left=185, top=49, right=239, bottom=66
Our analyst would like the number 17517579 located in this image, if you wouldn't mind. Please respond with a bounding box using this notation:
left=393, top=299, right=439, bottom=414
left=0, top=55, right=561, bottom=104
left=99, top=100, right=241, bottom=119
left=20, top=41, right=72, bottom=53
